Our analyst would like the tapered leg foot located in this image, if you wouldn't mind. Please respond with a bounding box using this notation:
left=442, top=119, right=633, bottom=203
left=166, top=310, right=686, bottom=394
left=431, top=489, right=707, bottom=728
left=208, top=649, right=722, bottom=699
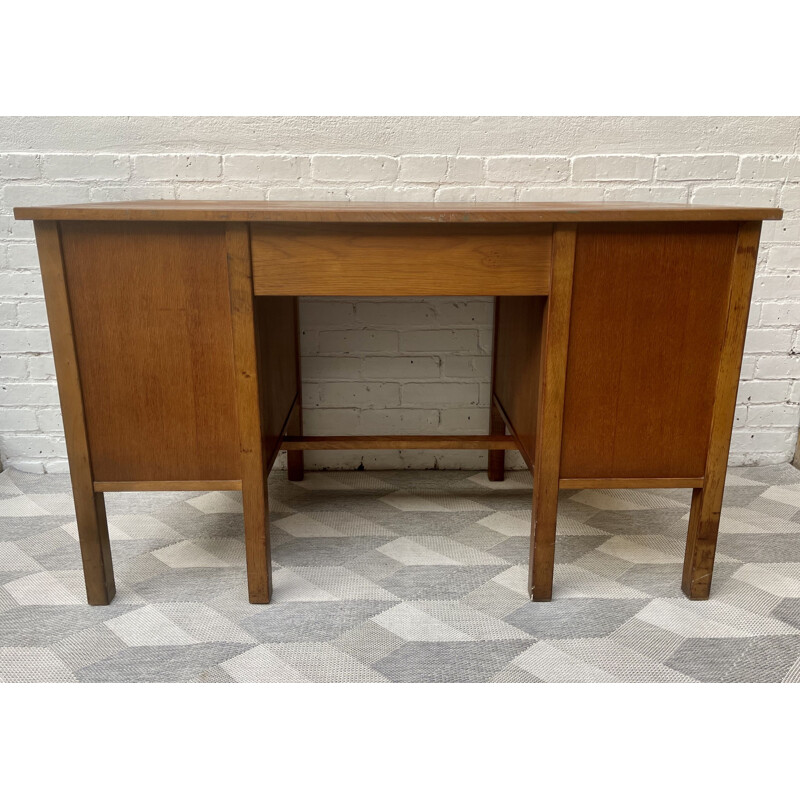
left=529, top=517, right=557, bottom=601
left=488, top=403, right=506, bottom=482
left=242, top=480, right=272, bottom=604
left=74, top=489, right=116, bottom=605
left=287, top=452, right=304, bottom=482
left=681, top=487, right=721, bottom=600
left=287, top=389, right=303, bottom=481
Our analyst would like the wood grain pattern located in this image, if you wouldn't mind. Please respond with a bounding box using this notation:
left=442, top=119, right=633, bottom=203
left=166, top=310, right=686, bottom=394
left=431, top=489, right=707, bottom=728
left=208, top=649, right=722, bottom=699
left=682, top=221, right=762, bottom=599
left=34, top=221, right=115, bottom=605
left=15, top=201, right=783, bottom=223
left=281, top=435, right=516, bottom=450
left=493, top=296, right=547, bottom=467
left=250, top=223, right=552, bottom=296
left=94, top=480, right=242, bottom=492
left=530, top=224, right=577, bottom=601
left=226, top=223, right=272, bottom=604
left=559, top=477, right=704, bottom=490
left=560, top=222, right=740, bottom=480
left=59, top=221, right=240, bottom=483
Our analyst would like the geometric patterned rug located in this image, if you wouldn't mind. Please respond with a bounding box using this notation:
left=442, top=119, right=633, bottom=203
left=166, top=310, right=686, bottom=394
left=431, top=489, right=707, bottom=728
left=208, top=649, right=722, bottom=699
left=1, top=464, right=800, bottom=682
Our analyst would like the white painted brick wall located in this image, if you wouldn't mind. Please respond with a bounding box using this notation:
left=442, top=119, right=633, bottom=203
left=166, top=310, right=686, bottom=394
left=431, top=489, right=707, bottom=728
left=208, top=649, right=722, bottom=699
left=2, top=117, right=799, bottom=472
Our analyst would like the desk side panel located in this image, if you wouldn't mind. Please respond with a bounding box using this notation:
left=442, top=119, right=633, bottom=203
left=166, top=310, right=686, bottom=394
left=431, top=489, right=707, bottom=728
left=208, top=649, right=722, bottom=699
left=59, top=221, right=241, bottom=482
left=560, top=222, right=739, bottom=480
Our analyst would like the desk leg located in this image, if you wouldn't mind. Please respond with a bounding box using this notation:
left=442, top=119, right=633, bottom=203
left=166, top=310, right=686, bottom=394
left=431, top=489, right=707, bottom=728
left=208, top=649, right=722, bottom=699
left=72, top=488, right=115, bottom=606
left=529, top=224, right=576, bottom=601
left=487, top=297, right=505, bottom=481
left=682, top=221, right=761, bottom=600
left=488, top=404, right=506, bottom=482
left=227, top=223, right=272, bottom=603
left=287, top=404, right=304, bottom=481
left=35, top=221, right=116, bottom=605
left=287, top=298, right=304, bottom=481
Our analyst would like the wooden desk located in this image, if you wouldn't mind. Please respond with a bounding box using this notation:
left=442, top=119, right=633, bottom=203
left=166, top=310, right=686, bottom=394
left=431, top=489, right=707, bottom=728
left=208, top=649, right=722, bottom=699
left=14, top=201, right=783, bottom=606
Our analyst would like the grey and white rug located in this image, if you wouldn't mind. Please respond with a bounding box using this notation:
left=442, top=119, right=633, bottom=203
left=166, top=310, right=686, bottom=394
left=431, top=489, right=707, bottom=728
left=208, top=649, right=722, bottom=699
left=1, top=465, right=800, bottom=682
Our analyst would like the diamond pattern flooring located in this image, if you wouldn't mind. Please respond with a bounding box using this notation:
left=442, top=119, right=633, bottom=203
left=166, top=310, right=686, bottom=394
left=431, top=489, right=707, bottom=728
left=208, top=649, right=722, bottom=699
left=1, top=465, right=800, bottom=682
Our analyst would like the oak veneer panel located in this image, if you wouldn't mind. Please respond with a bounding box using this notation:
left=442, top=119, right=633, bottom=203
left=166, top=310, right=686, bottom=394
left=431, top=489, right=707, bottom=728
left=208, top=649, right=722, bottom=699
left=59, top=221, right=240, bottom=482
left=559, top=222, right=740, bottom=480
left=493, top=296, right=547, bottom=467
left=15, top=201, right=783, bottom=223
left=251, top=223, right=552, bottom=296
left=254, top=294, right=299, bottom=467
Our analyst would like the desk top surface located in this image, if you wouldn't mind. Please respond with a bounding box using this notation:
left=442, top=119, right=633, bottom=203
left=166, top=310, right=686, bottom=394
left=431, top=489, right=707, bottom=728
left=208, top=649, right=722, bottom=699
left=14, top=200, right=783, bottom=223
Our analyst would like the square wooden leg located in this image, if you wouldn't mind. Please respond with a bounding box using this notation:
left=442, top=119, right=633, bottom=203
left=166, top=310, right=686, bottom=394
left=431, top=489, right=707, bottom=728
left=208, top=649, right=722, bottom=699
left=73, top=485, right=116, bottom=605
left=227, top=223, right=273, bottom=603
left=527, top=225, right=577, bottom=601
left=682, top=222, right=762, bottom=601
left=488, top=402, right=506, bottom=482
left=529, top=481, right=560, bottom=601
left=488, top=296, right=505, bottom=482
left=682, top=487, right=721, bottom=600
left=241, top=473, right=272, bottom=603
left=287, top=401, right=304, bottom=481
left=287, top=297, right=304, bottom=482
left=35, top=220, right=116, bottom=605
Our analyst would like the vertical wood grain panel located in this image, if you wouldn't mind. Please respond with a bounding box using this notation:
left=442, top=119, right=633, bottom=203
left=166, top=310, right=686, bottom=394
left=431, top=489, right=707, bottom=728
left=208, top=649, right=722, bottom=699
left=560, top=222, right=740, bottom=480
left=34, top=221, right=115, bottom=605
left=59, top=221, right=240, bottom=482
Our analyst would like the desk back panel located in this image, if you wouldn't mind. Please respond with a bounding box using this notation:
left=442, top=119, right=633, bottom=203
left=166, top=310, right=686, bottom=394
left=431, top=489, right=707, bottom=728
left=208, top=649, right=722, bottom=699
left=559, top=222, right=740, bottom=480
left=59, top=221, right=241, bottom=482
